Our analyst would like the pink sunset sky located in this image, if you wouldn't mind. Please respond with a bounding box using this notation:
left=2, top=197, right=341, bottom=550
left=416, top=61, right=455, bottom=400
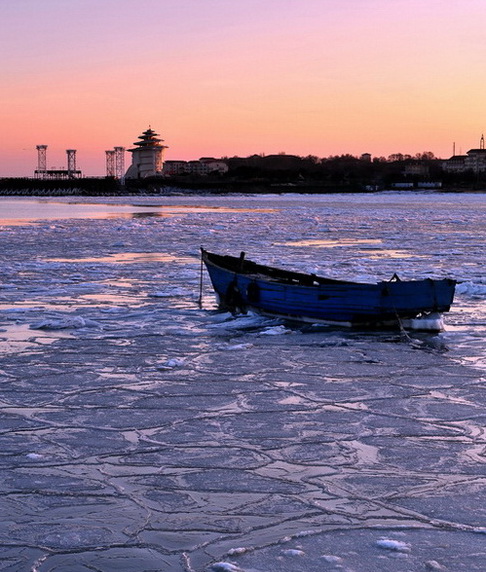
left=1, top=0, right=485, bottom=177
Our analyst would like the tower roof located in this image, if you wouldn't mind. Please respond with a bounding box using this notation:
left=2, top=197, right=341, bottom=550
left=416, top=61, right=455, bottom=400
left=129, top=127, right=168, bottom=151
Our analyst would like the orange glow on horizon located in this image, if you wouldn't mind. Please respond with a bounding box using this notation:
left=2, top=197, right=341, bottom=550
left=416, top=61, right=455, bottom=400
left=1, top=0, right=486, bottom=177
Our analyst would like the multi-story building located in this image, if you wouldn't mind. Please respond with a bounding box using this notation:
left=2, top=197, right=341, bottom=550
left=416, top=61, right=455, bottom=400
left=162, top=158, right=228, bottom=176
left=162, top=161, right=188, bottom=176
left=443, top=135, right=486, bottom=173
left=403, top=162, right=430, bottom=177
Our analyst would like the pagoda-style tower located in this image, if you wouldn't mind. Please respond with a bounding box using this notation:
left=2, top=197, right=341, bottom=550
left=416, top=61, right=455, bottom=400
left=125, top=127, right=168, bottom=179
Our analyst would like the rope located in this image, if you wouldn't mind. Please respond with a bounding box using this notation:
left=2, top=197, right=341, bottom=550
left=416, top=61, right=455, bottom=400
left=393, top=307, right=424, bottom=348
left=198, top=248, right=204, bottom=308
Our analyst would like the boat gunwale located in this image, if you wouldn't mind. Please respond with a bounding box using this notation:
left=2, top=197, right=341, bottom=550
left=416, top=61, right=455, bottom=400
left=201, top=249, right=456, bottom=290
left=202, top=249, right=366, bottom=288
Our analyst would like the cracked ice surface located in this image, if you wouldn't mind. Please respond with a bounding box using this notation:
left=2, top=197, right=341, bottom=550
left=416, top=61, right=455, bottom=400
left=0, top=193, right=485, bottom=572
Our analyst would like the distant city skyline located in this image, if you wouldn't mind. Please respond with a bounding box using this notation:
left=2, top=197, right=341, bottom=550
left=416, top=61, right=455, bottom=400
left=1, top=0, right=485, bottom=177
left=13, top=132, right=486, bottom=181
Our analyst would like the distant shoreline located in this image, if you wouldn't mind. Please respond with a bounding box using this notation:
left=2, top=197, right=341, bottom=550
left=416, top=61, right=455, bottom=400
left=0, top=177, right=484, bottom=196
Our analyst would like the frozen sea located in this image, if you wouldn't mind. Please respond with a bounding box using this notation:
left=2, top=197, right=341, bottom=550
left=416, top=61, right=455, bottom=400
left=0, top=192, right=484, bottom=572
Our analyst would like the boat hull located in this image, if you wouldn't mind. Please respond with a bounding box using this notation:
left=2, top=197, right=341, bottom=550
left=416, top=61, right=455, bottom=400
left=201, top=250, right=456, bottom=331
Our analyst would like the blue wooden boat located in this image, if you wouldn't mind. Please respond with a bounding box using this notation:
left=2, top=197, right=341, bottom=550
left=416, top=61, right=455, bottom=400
left=200, top=249, right=456, bottom=331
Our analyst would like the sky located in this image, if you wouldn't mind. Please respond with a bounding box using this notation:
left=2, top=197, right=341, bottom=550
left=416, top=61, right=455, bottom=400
left=1, top=0, right=486, bottom=177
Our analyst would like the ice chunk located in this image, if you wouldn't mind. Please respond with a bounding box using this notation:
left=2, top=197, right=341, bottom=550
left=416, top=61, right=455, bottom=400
left=321, top=554, right=342, bottom=563
left=376, top=538, right=411, bottom=552
left=259, top=325, right=291, bottom=335
left=208, top=313, right=270, bottom=330
left=457, top=281, right=486, bottom=297
left=100, top=307, right=125, bottom=313
left=208, top=312, right=233, bottom=323
left=30, top=317, right=101, bottom=330
left=226, top=343, right=253, bottom=351
left=425, top=561, right=446, bottom=571
left=159, top=357, right=186, bottom=369
left=282, top=548, right=305, bottom=557
left=149, top=287, right=190, bottom=297
left=210, top=563, right=243, bottom=572
left=401, top=312, right=445, bottom=332
left=227, top=547, right=249, bottom=556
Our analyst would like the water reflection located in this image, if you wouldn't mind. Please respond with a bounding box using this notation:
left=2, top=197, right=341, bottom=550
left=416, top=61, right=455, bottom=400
left=0, top=198, right=276, bottom=225
left=48, top=252, right=196, bottom=264
left=278, top=238, right=382, bottom=247
left=129, top=211, right=165, bottom=218
left=359, top=249, right=425, bottom=259
left=0, top=323, right=73, bottom=354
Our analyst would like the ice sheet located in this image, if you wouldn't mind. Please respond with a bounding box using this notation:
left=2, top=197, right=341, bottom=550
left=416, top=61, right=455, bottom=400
left=0, top=193, right=484, bottom=571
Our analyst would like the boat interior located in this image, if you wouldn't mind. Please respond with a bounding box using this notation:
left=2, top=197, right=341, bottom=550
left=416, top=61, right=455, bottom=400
left=203, top=250, right=354, bottom=286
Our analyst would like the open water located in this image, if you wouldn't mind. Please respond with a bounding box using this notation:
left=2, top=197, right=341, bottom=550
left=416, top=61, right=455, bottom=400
left=0, top=193, right=485, bottom=571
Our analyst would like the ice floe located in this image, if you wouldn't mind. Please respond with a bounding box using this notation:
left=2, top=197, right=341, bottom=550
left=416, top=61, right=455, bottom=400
left=210, top=563, right=243, bottom=572
left=148, top=287, right=191, bottom=297
left=227, top=547, right=249, bottom=556
left=30, top=316, right=101, bottom=330
left=376, top=538, right=411, bottom=552
left=224, top=343, right=254, bottom=351
left=26, top=453, right=44, bottom=460
left=0, top=193, right=484, bottom=571
left=158, top=357, right=186, bottom=369
left=425, top=561, right=446, bottom=571
left=281, top=548, right=305, bottom=557
left=321, top=554, right=343, bottom=563
left=456, top=280, right=486, bottom=297
left=259, top=325, right=292, bottom=335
